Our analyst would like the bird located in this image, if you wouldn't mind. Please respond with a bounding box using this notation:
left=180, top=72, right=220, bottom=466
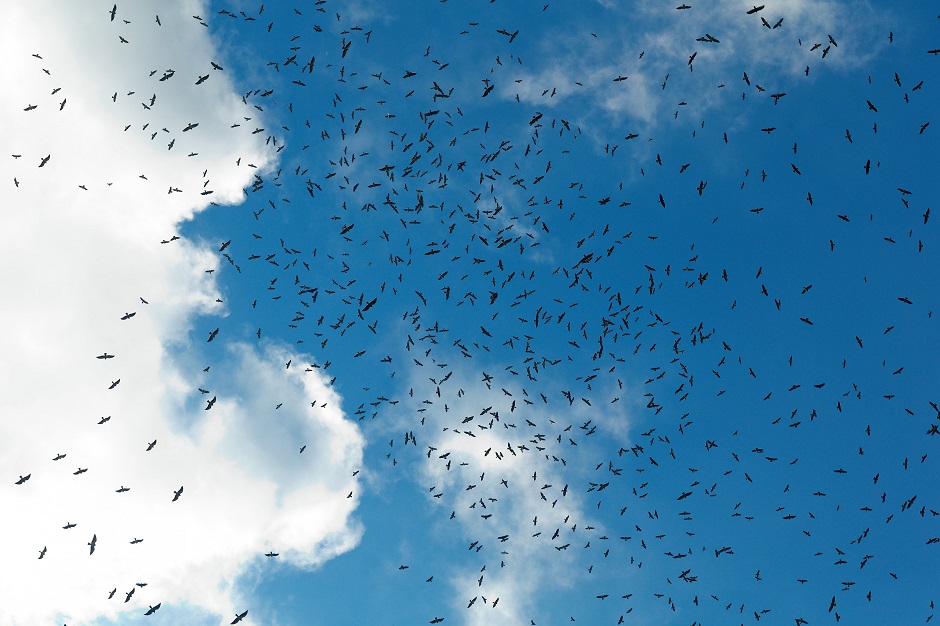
left=144, top=604, right=162, bottom=615
left=172, top=486, right=184, bottom=501
left=88, top=534, right=97, bottom=555
left=15, top=474, right=30, bottom=485
left=232, top=610, right=249, bottom=624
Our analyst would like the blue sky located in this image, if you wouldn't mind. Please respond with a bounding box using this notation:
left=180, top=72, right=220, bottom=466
left=1, top=1, right=937, bottom=625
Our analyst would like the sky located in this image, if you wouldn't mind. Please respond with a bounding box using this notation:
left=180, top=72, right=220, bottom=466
left=1, top=1, right=937, bottom=625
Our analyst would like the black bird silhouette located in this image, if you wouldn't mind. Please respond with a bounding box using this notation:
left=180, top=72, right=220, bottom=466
left=145, top=603, right=162, bottom=615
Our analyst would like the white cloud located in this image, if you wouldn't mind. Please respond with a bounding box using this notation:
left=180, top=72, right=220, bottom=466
left=429, top=425, right=584, bottom=626
left=0, top=1, right=363, bottom=624
left=504, top=0, right=884, bottom=129
left=389, top=363, right=622, bottom=626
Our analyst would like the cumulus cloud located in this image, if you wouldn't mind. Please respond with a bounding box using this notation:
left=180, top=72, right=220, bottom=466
left=0, top=1, right=363, bottom=624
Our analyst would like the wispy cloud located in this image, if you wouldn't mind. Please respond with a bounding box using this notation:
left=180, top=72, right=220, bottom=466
left=501, top=0, right=885, bottom=130
left=387, top=361, right=626, bottom=626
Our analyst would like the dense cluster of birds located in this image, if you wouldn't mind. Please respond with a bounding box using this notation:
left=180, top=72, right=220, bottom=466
left=12, top=1, right=938, bottom=624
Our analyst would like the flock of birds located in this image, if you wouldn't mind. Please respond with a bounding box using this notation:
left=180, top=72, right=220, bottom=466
left=12, top=1, right=938, bottom=624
